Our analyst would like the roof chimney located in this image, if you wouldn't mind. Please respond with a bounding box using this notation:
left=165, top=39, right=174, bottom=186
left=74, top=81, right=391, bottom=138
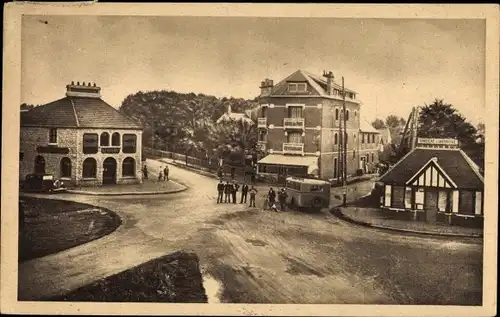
left=260, top=78, right=274, bottom=97
left=323, top=71, right=335, bottom=95
left=66, top=81, right=101, bottom=98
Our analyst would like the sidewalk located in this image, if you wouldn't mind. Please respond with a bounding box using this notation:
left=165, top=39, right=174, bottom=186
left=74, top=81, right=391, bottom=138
left=67, top=178, right=187, bottom=196
left=336, top=206, right=483, bottom=238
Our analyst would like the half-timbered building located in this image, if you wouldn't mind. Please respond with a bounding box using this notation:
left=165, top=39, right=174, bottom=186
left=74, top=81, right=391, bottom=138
left=378, top=138, right=484, bottom=227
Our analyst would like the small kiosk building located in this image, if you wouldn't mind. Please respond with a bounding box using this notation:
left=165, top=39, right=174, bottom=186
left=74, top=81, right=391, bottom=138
left=378, top=138, right=484, bottom=227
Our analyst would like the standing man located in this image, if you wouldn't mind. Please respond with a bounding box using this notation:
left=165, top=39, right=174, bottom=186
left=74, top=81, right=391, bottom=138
left=240, top=183, right=249, bottom=204
left=268, top=187, right=276, bottom=207
left=217, top=180, right=225, bottom=204
left=158, top=168, right=163, bottom=182
left=248, top=185, right=258, bottom=208
left=231, top=181, right=240, bottom=204
left=278, top=188, right=288, bottom=212
left=142, top=165, right=149, bottom=179
left=224, top=181, right=232, bottom=203
left=163, top=165, right=169, bottom=181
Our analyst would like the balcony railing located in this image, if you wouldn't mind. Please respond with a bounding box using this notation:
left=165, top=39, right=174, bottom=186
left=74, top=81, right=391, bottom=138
left=257, top=141, right=267, bottom=151
left=283, top=117, right=305, bottom=129
left=283, top=143, right=304, bottom=155
left=257, top=117, right=267, bottom=128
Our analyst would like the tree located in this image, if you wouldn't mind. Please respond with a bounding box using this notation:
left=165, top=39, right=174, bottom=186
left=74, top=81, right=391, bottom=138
left=385, top=115, right=402, bottom=129
left=418, top=99, right=483, bottom=169
left=20, top=103, right=35, bottom=111
left=371, top=118, right=386, bottom=129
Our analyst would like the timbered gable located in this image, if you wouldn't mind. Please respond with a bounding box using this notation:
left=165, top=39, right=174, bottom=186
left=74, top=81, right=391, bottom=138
left=405, top=158, right=457, bottom=189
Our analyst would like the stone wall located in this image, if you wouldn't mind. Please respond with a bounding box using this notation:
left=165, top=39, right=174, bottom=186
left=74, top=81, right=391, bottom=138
left=20, top=126, right=143, bottom=187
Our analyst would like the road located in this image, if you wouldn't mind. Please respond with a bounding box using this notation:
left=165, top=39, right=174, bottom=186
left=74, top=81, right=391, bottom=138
left=18, top=159, right=483, bottom=305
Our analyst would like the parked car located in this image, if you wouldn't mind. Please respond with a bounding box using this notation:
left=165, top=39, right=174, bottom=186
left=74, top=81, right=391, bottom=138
left=22, top=173, right=67, bottom=193
left=285, top=176, right=331, bottom=212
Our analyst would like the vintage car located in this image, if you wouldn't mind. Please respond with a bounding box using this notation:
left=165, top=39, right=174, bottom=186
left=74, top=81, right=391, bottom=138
left=22, top=173, right=67, bottom=193
left=284, top=176, right=331, bottom=212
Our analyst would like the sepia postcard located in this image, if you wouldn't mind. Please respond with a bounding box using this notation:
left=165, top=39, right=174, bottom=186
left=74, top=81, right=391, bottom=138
left=1, top=3, right=499, bottom=316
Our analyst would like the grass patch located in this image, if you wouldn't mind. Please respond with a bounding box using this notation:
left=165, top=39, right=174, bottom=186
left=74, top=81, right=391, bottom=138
left=46, top=251, right=208, bottom=303
left=19, top=197, right=121, bottom=262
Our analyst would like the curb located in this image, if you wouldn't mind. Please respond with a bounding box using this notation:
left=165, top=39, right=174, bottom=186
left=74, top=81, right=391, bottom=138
left=331, top=208, right=483, bottom=239
left=66, top=182, right=188, bottom=196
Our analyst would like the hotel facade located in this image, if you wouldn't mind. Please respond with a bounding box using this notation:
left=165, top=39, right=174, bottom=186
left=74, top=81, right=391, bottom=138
left=256, top=70, right=379, bottom=180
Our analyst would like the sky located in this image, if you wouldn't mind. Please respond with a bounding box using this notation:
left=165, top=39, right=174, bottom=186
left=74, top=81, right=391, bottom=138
left=21, top=16, right=485, bottom=125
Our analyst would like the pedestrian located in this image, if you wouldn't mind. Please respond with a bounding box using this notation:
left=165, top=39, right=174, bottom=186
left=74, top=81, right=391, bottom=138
left=231, top=181, right=239, bottom=204
left=248, top=185, right=258, bottom=208
left=158, top=168, right=163, bottom=182
left=217, top=180, right=225, bottom=203
left=268, top=187, right=276, bottom=206
left=278, top=188, right=288, bottom=212
left=142, top=165, right=149, bottom=179
left=240, top=182, right=249, bottom=204
left=163, top=166, right=169, bottom=181
left=224, top=181, right=232, bottom=203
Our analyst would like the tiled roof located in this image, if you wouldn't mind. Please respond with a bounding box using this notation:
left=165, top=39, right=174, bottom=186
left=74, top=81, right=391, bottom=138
left=269, top=70, right=358, bottom=100
left=20, top=96, right=142, bottom=129
left=379, top=148, right=483, bottom=189
left=359, top=118, right=380, bottom=133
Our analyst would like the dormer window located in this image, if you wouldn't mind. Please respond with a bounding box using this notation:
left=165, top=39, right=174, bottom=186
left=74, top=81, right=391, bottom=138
left=288, top=82, right=307, bottom=93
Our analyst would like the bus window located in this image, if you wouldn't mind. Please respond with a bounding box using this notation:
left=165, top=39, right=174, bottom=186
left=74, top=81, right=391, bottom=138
left=310, top=185, right=323, bottom=192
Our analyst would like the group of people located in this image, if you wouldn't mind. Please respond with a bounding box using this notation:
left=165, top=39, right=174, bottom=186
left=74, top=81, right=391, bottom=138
left=217, top=180, right=258, bottom=207
left=141, top=164, right=169, bottom=182
left=265, top=187, right=288, bottom=212
left=216, top=180, right=289, bottom=212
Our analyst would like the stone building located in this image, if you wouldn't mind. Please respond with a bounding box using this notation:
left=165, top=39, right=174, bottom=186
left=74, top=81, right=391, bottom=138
left=255, top=69, right=379, bottom=180
left=20, top=82, right=143, bottom=187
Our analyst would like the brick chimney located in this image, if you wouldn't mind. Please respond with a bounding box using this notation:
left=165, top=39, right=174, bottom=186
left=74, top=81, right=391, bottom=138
left=259, top=78, right=274, bottom=97
left=66, top=81, right=101, bottom=98
left=322, top=71, right=335, bottom=95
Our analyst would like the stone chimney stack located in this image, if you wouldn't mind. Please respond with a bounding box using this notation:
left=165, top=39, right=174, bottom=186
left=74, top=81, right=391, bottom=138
left=259, top=78, right=274, bottom=97
left=66, top=81, right=101, bottom=98
left=323, top=71, right=335, bottom=95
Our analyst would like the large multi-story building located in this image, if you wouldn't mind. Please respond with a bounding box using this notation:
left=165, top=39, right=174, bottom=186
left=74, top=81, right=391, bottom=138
left=20, top=82, right=143, bottom=187
left=256, top=70, right=379, bottom=180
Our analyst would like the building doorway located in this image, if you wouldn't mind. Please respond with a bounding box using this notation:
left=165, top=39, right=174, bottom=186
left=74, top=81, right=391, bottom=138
left=34, top=155, right=46, bottom=174
left=424, top=189, right=439, bottom=223
left=103, top=157, right=117, bottom=185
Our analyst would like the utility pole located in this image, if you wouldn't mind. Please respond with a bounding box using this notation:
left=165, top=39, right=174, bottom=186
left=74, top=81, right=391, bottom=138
left=337, top=98, right=343, bottom=186
left=342, top=77, right=347, bottom=207
left=151, top=120, right=155, bottom=155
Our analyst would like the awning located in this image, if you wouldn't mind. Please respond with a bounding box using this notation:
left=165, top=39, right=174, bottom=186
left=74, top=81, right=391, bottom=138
left=258, top=154, right=318, bottom=168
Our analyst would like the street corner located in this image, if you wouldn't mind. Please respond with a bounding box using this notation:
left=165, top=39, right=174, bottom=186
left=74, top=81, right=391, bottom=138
left=66, top=178, right=187, bottom=196
left=337, top=206, right=484, bottom=239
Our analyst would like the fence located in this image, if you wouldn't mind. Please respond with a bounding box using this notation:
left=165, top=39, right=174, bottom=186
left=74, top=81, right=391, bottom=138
left=143, top=147, right=253, bottom=178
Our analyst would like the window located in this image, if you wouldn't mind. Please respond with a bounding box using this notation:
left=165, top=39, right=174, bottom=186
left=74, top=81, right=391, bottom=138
left=354, top=111, right=357, bottom=117
left=344, top=132, right=348, bottom=145
left=404, top=187, right=412, bottom=209
left=310, top=185, right=324, bottom=192
left=122, top=157, right=136, bottom=177
left=288, top=82, right=307, bottom=92
left=362, top=133, right=365, bottom=144
left=371, top=153, right=374, bottom=162
left=335, top=108, right=339, bottom=120
left=475, top=192, right=482, bottom=215
left=384, top=185, right=392, bottom=207
left=82, top=158, right=97, bottom=178
left=100, top=132, right=110, bottom=146
left=112, top=132, right=121, bottom=146
left=346, top=110, right=350, bottom=121
left=288, top=106, right=303, bottom=118
left=34, top=155, right=45, bottom=174
left=438, top=190, right=451, bottom=212
left=83, top=133, right=98, bottom=154
left=259, top=130, right=267, bottom=141
left=122, top=134, right=137, bottom=153
left=415, top=188, right=424, bottom=210
left=60, top=157, right=72, bottom=178
left=49, top=128, right=57, bottom=144
left=334, top=133, right=338, bottom=145
left=392, top=186, right=405, bottom=209
left=459, top=190, right=475, bottom=215
left=287, top=132, right=302, bottom=143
